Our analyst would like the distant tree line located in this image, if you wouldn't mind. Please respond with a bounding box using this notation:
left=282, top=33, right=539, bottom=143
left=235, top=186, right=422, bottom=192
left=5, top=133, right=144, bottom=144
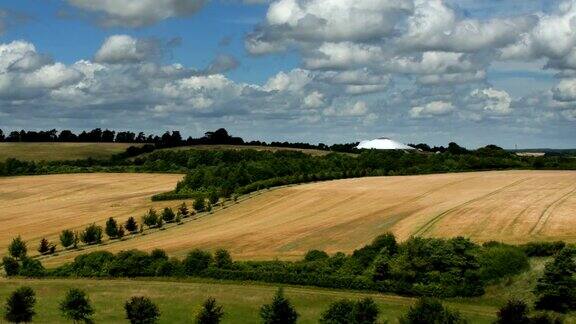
left=0, top=127, right=362, bottom=153
left=2, top=145, right=576, bottom=201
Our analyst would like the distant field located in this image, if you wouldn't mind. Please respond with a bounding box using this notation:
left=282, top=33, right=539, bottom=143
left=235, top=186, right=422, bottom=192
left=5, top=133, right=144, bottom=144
left=30, top=170, right=576, bottom=266
left=0, top=142, right=136, bottom=161
left=0, top=173, right=185, bottom=255
left=0, top=278, right=496, bottom=323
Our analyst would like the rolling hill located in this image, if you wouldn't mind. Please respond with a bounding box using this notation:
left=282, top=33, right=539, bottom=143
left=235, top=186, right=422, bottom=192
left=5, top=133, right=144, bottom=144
left=3, top=170, right=573, bottom=266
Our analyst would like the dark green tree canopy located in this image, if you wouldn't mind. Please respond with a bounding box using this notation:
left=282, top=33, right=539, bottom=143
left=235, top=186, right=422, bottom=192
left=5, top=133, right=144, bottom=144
left=8, top=236, right=27, bottom=259
left=195, top=297, right=224, bottom=324
left=125, top=296, right=160, bottom=324
left=260, top=288, right=298, bottom=324
left=59, top=288, right=94, bottom=323
left=4, top=286, right=36, bottom=323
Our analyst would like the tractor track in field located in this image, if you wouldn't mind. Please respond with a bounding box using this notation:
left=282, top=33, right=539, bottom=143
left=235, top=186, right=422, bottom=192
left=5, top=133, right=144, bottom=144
left=530, top=185, right=576, bottom=235
left=412, top=177, right=531, bottom=237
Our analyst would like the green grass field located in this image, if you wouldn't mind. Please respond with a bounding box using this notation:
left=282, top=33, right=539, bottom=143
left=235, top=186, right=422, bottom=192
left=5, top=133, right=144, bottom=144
left=0, top=143, right=136, bottom=161
left=2, top=259, right=573, bottom=323
left=0, top=278, right=496, bottom=324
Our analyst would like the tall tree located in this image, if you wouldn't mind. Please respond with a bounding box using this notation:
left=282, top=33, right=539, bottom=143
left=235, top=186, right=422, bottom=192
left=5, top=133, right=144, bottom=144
left=8, top=236, right=27, bottom=260
left=59, top=288, right=94, bottom=324
left=125, top=296, right=160, bottom=324
left=161, top=208, right=175, bottom=223
left=105, top=217, right=119, bottom=239
left=534, top=248, right=576, bottom=313
left=4, top=287, right=36, bottom=323
left=195, top=297, right=224, bottom=324
left=60, top=230, right=75, bottom=249
left=260, top=288, right=298, bottom=324
left=37, top=238, right=50, bottom=255
left=125, top=217, right=139, bottom=233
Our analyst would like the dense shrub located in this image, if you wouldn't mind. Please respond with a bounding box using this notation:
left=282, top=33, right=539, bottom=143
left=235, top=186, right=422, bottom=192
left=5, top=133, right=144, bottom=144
left=214, top=249, right=233, bottom=269
left=161, top=208, right=175, bottom=223
left=60, top=230, right=75, bottom=249
left=69, top=251, right=115, bottom=277
left=40, top=234, right=536, bottom=298
left=80, top=224, right=103, bottom=245
left=125, top=296, right=160, bottom=324
left=521, top=242, right=566, bottom=257
left=399, top=298, right=466, bottom=324
left=495, top=299, right=530, bottom=324
left=19, top=258, right=45, bottom=277
left=2, top=256, right=19, bottom=276
left=319, top=298, right=379, bottom=324
left=183, top=250, right=213, bottom=275
left=478, top=243, right=530, bottom=282
left=304, top=250, right=329, bottom=262
left=388, top=236, right=484, bottom=297
left=534, top=248, right=576, bottom=313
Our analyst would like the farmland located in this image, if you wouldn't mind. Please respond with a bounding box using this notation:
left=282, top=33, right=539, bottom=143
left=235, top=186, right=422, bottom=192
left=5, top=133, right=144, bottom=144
left=0, top=173, right=185, bottom=255
left=0, top=142, right=137, bottom=161
left=4, top=170, right=574, bottom=265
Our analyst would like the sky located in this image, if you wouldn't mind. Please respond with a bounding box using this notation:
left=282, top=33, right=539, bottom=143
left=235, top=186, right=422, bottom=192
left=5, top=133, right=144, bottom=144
left=0, top=0, right=575, bottom=148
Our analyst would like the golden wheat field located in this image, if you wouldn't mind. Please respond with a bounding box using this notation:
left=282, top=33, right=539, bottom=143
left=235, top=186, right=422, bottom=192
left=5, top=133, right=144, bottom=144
left=18, top=170, right=575, bottom=266
left=0, top=173, right=186, bottom=256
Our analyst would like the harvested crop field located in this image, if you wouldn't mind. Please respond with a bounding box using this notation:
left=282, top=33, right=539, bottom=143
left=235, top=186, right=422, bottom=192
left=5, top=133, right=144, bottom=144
left=37, top=170, right=576, bottom=264
left=0, top=142, right=137, bottom=161
left=0, top=173, right=185, bottom=254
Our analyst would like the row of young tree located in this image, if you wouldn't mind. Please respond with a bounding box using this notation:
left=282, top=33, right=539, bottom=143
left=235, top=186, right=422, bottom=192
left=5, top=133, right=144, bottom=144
left=3, top=285, right=224, bottom=323
left=3, top=284, right=566, bottom=324
left=3, top=203, right=206, bottom=265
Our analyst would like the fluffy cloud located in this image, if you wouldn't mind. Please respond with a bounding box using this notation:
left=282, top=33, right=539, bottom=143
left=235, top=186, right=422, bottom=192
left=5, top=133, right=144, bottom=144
left=67, top=0, right=208, bottom=27
left=410, top=100, right=454, bottom=118
left=471, top=88, right=512, bottom=115
left=95, top=35, right=160, bottom=64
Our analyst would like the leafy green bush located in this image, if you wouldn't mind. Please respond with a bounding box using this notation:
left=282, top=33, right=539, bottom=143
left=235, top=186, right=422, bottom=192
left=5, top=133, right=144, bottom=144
left=399, top=298, right=466, bottom=324
left=319, top=298, right=379, bottom=324
left=183, top=250, right=213, bottom=275
left=80, top=224, right=103, bottom=245
left=521, top=241, right=566, bottom=257
left=478, top=243, right=529, bottom=282
left=125, top=296, right=160, bottom=324
left=304, top=250, right=329, bottom=262
left=534, top=247, right=576, bottom=313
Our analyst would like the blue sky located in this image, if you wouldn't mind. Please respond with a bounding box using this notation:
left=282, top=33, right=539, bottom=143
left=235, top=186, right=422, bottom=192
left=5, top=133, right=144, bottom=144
left=0, top=0, right=574, bottom=148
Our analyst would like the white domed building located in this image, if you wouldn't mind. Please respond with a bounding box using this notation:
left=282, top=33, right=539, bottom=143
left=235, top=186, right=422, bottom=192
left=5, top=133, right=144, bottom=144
left=356, top=137, right=415, bottom=150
